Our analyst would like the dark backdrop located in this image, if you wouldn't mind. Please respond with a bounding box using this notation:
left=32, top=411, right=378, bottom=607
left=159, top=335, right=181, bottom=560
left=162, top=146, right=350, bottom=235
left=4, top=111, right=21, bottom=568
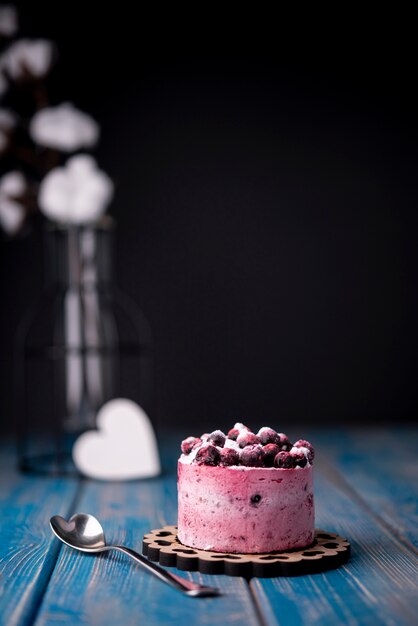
left=1, top=5, right=417, bottom=434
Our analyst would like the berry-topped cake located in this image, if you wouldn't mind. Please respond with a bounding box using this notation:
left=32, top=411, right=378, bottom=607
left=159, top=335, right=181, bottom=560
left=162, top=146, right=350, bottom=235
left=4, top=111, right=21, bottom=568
left=177, top=423, right=315, bottom=553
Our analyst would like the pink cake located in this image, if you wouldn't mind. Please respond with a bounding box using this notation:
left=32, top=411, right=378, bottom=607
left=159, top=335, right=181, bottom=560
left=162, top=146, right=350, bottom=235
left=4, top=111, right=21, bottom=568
left=177, top=423, right=315, bottom=553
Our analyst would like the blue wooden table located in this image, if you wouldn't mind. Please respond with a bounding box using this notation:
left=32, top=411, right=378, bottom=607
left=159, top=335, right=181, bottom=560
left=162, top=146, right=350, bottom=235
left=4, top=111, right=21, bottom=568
left=1, top=427, right=417, bottom=626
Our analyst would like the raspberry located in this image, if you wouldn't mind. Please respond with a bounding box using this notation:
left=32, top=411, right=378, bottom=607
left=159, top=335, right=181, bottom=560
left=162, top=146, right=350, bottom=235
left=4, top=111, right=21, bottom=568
left=240, top=444, right=265, bottom=467
left=219, top=448, right=240, bottom=466
left=277, top=433, right=292, bottom=451
left=291, top=450, right=308, bottom=468
left=227, top=428, right=240, bottom=440
left=274, top=451, right=295, bottom=468
left=181, top=436, right=201, bottom=455
left=195, top=444, right=220, bottom=466
left=207, top=430, right=226, bottom=447
left=257, top=427, right=280, bottom=446
left=293, top=439, right=315, bottom=462
left=263, top=443, right=280, bottom=467
left=237, top=432, right=261, bottom=448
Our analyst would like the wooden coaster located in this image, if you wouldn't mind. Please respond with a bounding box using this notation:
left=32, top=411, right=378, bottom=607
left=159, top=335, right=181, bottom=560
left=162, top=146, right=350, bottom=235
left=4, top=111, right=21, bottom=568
left=142, top=527, right=350, bottom=578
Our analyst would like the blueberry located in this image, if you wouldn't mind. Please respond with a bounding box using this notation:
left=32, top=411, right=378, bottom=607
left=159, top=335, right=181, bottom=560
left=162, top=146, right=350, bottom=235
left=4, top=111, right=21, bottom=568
left=262, top=443, right=280, bottom=467
left=207, top=429, right=226, bottom=447
left=219, top=448, right=240, bottom=466
left=250, top=494, right=262, bottom=505
left=257, top=427, right=280, bottom=446
left=195, top=444, right=220, bottom=466
left=240, top=444, right=265, bottom=466
left=181, top=436, right=201, bottom=455
left=274, top=451, right=295, bottom=468
left=293, top=439, right=315, bottom=462
left=237, top=432, right=261, bottom=448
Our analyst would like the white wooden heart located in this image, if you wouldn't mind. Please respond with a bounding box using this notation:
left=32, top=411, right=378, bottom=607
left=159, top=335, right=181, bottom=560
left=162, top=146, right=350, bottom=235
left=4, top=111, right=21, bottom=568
left=72, top=398, right=161, bottom=480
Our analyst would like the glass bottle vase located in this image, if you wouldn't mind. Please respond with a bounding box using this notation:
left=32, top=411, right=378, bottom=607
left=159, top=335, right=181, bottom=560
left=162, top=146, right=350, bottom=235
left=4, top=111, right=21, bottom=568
left=15, top=219, right=154, bottom=474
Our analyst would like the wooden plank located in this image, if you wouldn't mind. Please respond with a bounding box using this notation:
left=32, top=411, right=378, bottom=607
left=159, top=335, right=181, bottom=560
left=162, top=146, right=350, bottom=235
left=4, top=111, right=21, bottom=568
left=251, top=457, right=418, bottom=626
left=33, top=470, right=261, bottom=626
left=311, top=427, right=418, bottom=550
left=0, top=445, right=80, bottom=626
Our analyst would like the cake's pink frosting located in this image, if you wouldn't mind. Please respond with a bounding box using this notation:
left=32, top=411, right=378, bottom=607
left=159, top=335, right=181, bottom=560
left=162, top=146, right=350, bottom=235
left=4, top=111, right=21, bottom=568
left=177, top=459, right=314, bottom=553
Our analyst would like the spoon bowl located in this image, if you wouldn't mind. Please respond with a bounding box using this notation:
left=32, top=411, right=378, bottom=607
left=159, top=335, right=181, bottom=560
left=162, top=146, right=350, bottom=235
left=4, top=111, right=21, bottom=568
left=50, top=513, right=220, bottom=597
left=51, top=513, right=107, bottom=551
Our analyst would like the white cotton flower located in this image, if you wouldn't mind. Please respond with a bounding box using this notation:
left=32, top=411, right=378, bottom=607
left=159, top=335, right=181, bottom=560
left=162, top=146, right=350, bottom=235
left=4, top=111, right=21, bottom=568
left=0, top=170, right=27, bottom=235
left=0, top=197, right=24, bottom=233
left=0, top=107, right=16, bottom=152
left=39, top=155, right=113, bottom=225
left=0, top=170, right=26, bottom=196
left=30, top=103, right=99, bottom=152
left=2, top=38, right=54, bottom=80
left=0, top=5, right=18, bottom=37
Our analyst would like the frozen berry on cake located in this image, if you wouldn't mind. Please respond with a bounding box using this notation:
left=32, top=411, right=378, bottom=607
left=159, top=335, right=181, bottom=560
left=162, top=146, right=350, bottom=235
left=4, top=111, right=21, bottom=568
left=181, top=436, right=202, bottom=455
left=207, top=430, right=226, bottom=447
left=237, top=432, right=261, bottom=448
left=291, top=449, right=308, bottom=468
left=257, top=427, right=280, bottom=446
left=195, top=444, right=220, bottom=466
left=228, top=422, right=250, bottom=440
left=219, top=448, right=240, bottom=466
left=293, top=439, right=315, bottom=462
left=274, top=451, right=296, bottom=468
left=227, top=427, right=240, bottom=440
left=240, top=444, right=265, bottom=466
left=263, top=443, right=281, bottom=466
left=277, top=433, right=292, bottom=451
left=235, top=422, right=250, bottom=431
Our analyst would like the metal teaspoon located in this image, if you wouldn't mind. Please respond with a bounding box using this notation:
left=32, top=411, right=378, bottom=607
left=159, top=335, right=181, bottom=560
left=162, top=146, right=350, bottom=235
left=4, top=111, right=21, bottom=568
left=50, top=513, right=220, bottom=597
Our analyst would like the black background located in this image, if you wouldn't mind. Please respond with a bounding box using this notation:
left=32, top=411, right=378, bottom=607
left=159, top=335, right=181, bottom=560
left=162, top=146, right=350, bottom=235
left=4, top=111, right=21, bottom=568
left=1, top=5, right=417, bottom=435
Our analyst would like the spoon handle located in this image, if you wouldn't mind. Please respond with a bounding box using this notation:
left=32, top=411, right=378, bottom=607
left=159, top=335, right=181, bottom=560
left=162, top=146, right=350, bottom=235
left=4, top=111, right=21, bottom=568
left=113, top=546, right=220, bottom=597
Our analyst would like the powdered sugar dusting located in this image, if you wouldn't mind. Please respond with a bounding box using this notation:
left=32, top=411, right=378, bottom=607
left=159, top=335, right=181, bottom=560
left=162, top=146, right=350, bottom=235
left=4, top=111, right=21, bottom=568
left=224, top=438, right=240, bottom=452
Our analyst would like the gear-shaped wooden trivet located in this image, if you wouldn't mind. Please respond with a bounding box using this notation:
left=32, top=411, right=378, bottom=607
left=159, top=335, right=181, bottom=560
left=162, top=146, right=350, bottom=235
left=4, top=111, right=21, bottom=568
left=142, top=526, right=350, bottom=577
